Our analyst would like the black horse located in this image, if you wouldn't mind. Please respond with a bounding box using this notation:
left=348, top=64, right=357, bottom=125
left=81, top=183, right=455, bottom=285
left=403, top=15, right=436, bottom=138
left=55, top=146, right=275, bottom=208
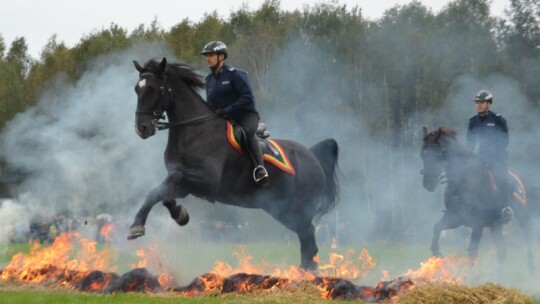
left=420, top=127, right=535, bottom=273
left=128, top=58, right=339, bottom=270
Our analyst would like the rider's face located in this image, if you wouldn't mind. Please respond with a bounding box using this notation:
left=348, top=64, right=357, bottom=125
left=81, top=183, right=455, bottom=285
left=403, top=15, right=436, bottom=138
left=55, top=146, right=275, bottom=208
left=204, top=53, right=223, bottom=70
left=475, top=100, right=489, bottom=114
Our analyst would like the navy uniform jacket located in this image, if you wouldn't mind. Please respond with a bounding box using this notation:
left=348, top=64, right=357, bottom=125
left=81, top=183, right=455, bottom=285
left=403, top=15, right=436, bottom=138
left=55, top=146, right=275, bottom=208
left=205, top=64, right=257, bottom=118
left=467, top=110, right=508, bottom=165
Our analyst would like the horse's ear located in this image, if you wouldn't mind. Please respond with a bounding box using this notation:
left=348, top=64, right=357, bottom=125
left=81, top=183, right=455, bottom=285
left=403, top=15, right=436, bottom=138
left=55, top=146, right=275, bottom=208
left=133, top=60, right=143, bottom=73
left=157, top=57, right=167, bottom=75
left=422, top=126, right=428, bottom=137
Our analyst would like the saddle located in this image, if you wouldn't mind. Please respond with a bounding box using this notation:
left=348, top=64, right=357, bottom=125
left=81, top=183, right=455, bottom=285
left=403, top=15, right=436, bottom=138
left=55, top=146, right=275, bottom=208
left=226, top=122, right=295, bottom=175
left=485, top=168, right=526, bottom=207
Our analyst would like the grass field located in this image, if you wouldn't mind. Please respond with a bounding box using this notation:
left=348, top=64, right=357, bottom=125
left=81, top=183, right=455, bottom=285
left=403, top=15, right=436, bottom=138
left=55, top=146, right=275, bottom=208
left=1, top=237, right=539, bottom=303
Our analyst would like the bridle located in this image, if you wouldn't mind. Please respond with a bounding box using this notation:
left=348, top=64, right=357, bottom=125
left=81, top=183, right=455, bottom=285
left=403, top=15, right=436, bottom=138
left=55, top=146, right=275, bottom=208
left=135, top=72, right=217, bottom=131
left=421, top=139, right=448, bottom=185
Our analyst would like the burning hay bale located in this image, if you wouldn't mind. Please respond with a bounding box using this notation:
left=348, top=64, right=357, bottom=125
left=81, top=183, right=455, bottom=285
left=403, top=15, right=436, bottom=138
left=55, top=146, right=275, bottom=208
left=74, top=270, right=120, bottom=292
left=103, top=268, right=163, bottom=293
left=175, top=272, right=414, bottom=302
left=397, top=281, right=533, bottom=304
left=0, top=234, right=534, bottom=302
left=1, top=265, right=534, bottom=303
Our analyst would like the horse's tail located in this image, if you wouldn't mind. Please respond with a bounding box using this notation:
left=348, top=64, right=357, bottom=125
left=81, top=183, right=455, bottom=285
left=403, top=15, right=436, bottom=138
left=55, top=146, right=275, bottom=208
left=310, top=138, right=340, bottom=218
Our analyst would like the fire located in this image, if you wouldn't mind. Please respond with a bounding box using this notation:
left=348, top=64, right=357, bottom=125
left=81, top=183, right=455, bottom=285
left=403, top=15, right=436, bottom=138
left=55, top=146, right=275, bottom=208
left=401, top=255, right=468, bottom=283
left=317, top=248, right=376, bottom=279
left=131, top=243, right=175, bottom=289
left=0, top=232, right=176, bottom=292
left=99, top=222, right=114, bottom=242
left=175, top=246, right=380, bottom=299
left=1, top=232, right=117, bottom=284
left=2, top=237, right=454, bottom=301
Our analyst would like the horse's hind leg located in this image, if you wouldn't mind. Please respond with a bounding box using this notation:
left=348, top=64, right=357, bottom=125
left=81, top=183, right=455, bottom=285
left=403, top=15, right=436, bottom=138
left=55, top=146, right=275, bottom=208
left=297, top=220, right=318, bottom=270
left=468, top=225, right=484, bottom=265
left=516, top=208, right=536, bottom=275
left=128, top=184, right=167, bottom=240
left=273, top=211, right=318, bottom=271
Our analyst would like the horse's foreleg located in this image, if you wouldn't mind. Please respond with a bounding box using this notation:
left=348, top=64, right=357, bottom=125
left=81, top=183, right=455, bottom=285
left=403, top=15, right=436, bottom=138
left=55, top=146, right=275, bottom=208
left=490, top=223, right=507, bottom=266
left=431, top=212, right=456, bottom=257
left=161, top=171, right=190, bottom=226
left=431, top=219, right=445, bottom=257
left=128, top=184, right=167, bottom=240
left=468, top=226, right=484, bottom=265
left=163, top=171, right=183, bottom=204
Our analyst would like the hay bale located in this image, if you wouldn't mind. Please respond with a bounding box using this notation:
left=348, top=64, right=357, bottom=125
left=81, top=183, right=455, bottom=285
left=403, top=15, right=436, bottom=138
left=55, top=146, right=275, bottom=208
left=397, top=282, right=532, bottom=304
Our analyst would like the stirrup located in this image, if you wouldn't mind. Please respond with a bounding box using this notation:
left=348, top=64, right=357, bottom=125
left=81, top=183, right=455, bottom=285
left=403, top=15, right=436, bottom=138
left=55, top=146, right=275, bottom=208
left=253, top=165, right=269, bottom=184
left=501, top=206, right=514, bottom=223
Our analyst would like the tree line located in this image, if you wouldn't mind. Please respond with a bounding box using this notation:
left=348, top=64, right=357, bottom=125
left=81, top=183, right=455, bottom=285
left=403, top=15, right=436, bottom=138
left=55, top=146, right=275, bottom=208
left=0, top=0, right=539, bottom=240
left=1, top=0, right=538, bottom=131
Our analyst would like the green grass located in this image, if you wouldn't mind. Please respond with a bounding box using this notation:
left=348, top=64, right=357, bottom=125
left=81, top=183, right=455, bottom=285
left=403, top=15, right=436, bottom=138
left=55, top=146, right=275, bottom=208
left=0, top=290, right=240, bottom=304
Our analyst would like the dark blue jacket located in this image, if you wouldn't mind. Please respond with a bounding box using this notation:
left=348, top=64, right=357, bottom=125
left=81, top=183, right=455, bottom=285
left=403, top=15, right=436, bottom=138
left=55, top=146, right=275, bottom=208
left=467, top=110, right=508, bottom=164
left=205, top=65, right=257, bottom=118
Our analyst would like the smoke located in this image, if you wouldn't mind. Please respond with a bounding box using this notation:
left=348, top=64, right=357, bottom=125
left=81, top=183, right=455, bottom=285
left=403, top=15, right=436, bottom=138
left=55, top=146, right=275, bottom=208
left=258, top=37, right=540, bottom=293
left=0, top=37, right=539, bottom=295
left=0, top=41, right=176, bottom=239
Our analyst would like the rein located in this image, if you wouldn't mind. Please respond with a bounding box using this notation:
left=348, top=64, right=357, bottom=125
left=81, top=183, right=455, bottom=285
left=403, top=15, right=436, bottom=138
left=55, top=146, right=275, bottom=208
left=136, top=72, right=217, bottom=130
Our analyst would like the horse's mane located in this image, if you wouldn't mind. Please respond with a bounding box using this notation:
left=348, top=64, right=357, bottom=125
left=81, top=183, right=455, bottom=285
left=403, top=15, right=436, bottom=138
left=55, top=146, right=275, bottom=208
left=423, top=126, right=457, bottom=142
left=425, top=126, right=474, bottom=158
left=142, top=59, right=206, bottom=90
left=438, top=126, right=457, bottom=138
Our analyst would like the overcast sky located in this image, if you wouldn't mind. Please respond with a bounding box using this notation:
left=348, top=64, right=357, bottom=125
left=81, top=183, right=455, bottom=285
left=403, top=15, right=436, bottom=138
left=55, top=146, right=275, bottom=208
left=1, top=0, right=510, bottom=59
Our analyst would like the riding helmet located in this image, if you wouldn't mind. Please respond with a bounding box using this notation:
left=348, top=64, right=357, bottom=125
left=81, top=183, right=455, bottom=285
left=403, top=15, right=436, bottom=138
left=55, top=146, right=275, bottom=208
left=474, top=90, right=493, bottom=104
left=200, top=41, right=228, bottom=59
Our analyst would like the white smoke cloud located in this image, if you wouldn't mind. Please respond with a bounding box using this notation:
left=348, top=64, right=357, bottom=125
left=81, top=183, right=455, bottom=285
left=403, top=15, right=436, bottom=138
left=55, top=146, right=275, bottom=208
left=0, top=42, right=176, bottom=229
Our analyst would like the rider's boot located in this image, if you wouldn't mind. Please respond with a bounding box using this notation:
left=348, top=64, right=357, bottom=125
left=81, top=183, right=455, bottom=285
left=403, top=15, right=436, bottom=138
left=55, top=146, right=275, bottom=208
left=247, top=135, right=269, bottom=186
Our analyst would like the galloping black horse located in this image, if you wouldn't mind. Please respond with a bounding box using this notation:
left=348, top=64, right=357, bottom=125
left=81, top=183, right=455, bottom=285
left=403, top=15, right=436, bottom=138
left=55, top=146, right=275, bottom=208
left=420, top=127, right=535, bottom=273
left=128, top=58, right=339, bottom=270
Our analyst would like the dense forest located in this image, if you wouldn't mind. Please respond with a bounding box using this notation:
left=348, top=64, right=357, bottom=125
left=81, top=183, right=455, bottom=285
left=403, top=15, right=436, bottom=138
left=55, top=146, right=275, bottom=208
left=0, top=0, right=539, bottom=242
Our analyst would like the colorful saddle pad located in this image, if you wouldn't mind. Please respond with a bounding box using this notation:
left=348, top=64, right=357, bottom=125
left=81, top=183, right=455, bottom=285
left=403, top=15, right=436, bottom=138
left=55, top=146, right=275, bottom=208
left=226, top=122, right=295, bottom=175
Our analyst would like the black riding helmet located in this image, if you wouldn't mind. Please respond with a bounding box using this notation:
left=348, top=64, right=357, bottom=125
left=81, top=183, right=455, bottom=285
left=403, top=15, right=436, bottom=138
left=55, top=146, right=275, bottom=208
left=200, top=41, right=228, bottom=59
left=474, top=90, right=493, bottom=104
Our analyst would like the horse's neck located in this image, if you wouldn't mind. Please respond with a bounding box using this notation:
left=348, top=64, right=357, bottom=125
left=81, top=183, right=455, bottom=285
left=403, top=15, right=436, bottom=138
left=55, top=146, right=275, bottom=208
left=168, top=85, right=212, bottom=123
left=165, top=84, right=224, bottom=151
left=444, top=138, right=475, bottom=177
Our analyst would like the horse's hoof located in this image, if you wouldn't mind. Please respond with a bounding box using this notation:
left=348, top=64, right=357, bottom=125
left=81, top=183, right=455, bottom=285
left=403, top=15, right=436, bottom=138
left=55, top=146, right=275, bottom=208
left=127, top=225, right=145, bottom=240
left=300, top=260, right=318, bottom=272
left=175, top=205, right=190, bottom=226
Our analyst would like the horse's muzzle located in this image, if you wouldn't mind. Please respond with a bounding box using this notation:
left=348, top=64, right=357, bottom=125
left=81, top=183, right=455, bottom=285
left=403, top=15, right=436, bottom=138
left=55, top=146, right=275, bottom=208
left=135, top=122, right=156, bottom=139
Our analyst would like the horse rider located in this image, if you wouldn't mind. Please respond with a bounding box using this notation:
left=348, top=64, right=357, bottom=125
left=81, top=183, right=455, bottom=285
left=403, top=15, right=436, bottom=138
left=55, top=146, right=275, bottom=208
left=467, top=90, right=513, bottom=223
left=201, top=41, right=269, bottom=186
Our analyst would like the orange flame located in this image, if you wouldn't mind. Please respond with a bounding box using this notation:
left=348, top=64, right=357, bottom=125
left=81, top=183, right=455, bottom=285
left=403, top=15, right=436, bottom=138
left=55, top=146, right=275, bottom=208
left=130, top=243, right=175, bottom=289
left=99, top=223, right=114, bottom=242
left=1, top=232, right=116, bottom=284
left=400, top=255, right=469, bottom=283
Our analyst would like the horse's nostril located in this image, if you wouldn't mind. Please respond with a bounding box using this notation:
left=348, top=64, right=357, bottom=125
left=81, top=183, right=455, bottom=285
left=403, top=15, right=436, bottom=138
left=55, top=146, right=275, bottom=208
left=420, top=169, right=424, bottom=175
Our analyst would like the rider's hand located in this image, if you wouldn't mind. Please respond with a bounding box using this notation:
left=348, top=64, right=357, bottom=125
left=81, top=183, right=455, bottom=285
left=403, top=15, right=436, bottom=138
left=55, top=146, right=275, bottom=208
left=216, top=109, right=227, bottom=117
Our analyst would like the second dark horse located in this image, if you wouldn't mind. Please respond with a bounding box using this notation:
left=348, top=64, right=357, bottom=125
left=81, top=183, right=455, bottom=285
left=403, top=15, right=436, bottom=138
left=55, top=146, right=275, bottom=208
left=128, top=58, right=339, bottom=270
left=420, top=126, right=535, bottom=274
